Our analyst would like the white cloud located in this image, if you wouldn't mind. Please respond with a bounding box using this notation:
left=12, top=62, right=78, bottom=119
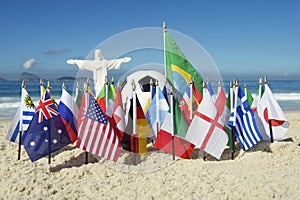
left=22, top=58, right=36, bottom=69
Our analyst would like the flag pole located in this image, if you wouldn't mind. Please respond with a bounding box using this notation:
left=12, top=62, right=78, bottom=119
left=163, top=21, right=167, bottom=76
left=84, top=81, right=89, bottom=164
left=132, top=79, right=137, bottom=165
left=202, top=81, right=207, bottom=161
left=231, top=80, right=239, bottom=160
left=264, top=76, right=274, bottom=143
left=155, top=80, right=160, bottom=136
left=18, top=80, right=26, bottom=160
left=189, top=77, right=193, bottom=124
left=170, top=90, right=175, bottom=160
left=48, top=80, right=52, bottom=165
left=105, top=76, right=108, bottom=112
left=40, top=78, right=43, bottom=98
left=259, top=77, right=262, bottom=98
left=229, top=81, right=235, bottom=160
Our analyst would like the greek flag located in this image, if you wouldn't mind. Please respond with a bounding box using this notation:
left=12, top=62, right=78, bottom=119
left=228, top=87, right=263, bottom=151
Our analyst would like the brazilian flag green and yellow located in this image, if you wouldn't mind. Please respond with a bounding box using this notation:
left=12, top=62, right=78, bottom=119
left=164, top=31, right=203, bottom=97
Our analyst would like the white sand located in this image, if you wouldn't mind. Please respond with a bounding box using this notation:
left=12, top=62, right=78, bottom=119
left=0, top=111, right=299, bottom=199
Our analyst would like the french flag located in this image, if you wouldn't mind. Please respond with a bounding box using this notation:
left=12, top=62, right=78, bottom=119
left=58, top=88, right=79, bottom=143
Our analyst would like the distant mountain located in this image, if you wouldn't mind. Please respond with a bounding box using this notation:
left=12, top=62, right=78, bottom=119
left=55, top=76, right=76, bottom=81
left=18, top=72, right=40, bottom=81
left=0, top=77, right=6, bottom=81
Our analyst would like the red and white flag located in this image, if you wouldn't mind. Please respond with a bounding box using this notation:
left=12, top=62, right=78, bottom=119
left=185, top=87, right=228, bottom=159
left=257, top=84, right=289, bottom=141
left=76, top=92, right=121, bottom=162
left=112, top=86, right=126, bottom=141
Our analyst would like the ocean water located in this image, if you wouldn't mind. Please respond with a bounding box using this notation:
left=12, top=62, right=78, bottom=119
left=0, top=80, right=299, bottom=119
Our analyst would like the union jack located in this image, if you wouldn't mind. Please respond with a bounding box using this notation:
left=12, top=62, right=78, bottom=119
left=35, top=91, right=58, bottom=123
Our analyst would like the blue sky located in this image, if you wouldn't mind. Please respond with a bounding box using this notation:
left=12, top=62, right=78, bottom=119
left=0, top=0, right=300, bottom=80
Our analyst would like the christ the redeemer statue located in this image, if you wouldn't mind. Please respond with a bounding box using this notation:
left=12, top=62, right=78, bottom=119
left=66, top=49, right=131, bottom=95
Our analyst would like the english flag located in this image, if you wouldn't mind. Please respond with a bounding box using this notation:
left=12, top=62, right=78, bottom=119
left=185, top=87, right=228, bottom=159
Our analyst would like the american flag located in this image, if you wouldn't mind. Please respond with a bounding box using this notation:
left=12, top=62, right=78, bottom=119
left=76, top=92, right=121, bottom=162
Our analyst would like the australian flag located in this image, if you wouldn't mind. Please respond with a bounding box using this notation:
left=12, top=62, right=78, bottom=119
left=22, top=90, right=72, bottom=162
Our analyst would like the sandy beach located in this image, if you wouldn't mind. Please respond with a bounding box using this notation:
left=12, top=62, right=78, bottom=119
left=0, top=111, right=299, bottom=199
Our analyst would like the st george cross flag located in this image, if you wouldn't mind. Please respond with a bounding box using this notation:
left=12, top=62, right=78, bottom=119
left=257, top=84, right=289, bottom=141
left=6, top=87, right=35, bottom=143
left=228, top=87, right=263, bottom=151
left=76, top=92, right=121, bottom=162
left=185, top=87, right=228, bottom=159
left=146, top=86, right=169, bottom=137
left=58, top=88, right=79, bottom=143
left=22, top=90, right=72, bottom=162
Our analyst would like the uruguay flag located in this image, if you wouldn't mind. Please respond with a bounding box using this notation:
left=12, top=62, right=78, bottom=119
left=6, top=87, right=35, bottom=143
left=228, top=87, right=263, bottom=151
left=58, top=88, right=79, bottom=143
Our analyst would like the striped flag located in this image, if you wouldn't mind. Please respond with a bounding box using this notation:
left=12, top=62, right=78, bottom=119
left=145, top=86, right=169, bottom=138
left=58, top=88, right=79, bottom=143
left=228, top=87, right=263, bottom=151
left=6, top=107, right=21, bottom=143
left=97, top=84, right=106, bottom=113
left=106, top=83, right=116, bottom=118
left=76, top=92, right=121, bottom=162
left=6, top=87, right=35, bottom=143
left=121, top=93, right=150, bottom=154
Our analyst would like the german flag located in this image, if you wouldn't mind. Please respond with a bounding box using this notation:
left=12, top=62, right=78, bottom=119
left=122, top=94, right=150, bottom=154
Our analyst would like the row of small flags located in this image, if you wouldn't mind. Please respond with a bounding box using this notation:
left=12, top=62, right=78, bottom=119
left=5, top=24, right=290, bottom=165
left=6, top=75, right=289, bottom=164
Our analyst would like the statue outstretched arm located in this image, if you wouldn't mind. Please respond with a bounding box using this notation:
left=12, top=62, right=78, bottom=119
left=106, top=57, right=131, bottom=70
left=66, top=59, right=95, bottom=71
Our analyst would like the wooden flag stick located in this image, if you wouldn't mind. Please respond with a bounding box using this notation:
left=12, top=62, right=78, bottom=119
left=230, top=81, right=236, bottom=160
left=170, top=90, right=175, bottom=161
left=17, top=80, right=26, bottom=160
left=268, top=120, right=274, bottom=143
left=18, top=131, right=22, bottom=160
left=48, top=125, right=51, bottom=165
left=231, top=128, right=236, bottom=160
left=202, top=81, right=207, bottom=161
left=132, top=79, right=137, bottom=166
left=84, top=82, right=89, bottom=165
